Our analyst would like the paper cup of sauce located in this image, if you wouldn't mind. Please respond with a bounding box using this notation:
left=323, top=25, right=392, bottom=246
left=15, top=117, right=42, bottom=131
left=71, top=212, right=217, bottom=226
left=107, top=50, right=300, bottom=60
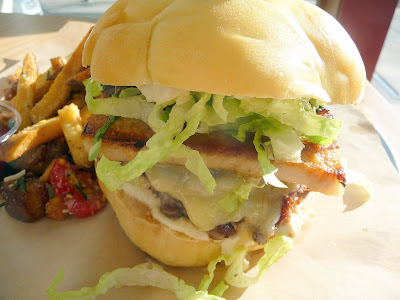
left=0, top=102, right=20, bottom=144
left=0, top=102, right=21, bottom=179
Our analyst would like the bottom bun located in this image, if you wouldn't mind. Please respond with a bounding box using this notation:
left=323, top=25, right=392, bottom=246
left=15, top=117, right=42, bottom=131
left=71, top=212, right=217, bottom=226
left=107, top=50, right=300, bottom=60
left=99, top=180, right=268, bottom=267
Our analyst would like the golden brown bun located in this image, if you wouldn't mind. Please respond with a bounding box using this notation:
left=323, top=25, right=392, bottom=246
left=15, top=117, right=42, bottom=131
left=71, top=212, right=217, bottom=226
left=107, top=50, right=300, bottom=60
left=83, top=0, right=365, bottom=105
left=99, top=180, right=265, bottom=267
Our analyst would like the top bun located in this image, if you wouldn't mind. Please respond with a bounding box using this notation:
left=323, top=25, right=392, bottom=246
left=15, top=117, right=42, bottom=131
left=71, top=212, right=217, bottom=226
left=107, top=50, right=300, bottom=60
left=83, top=0, right=366, bottom=105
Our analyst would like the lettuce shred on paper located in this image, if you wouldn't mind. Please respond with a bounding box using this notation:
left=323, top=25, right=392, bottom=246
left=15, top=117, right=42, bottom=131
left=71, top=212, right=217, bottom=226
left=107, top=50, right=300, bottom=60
left=47, top=236, right=292, bottom=300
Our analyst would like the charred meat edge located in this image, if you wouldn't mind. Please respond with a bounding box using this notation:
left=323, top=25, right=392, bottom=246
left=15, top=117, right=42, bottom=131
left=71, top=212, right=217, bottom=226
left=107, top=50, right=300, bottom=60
left=253, top=185, right=310, bottom=244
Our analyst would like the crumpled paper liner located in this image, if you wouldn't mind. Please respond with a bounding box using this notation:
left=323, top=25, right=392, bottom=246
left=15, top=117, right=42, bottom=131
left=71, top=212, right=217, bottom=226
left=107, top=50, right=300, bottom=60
left=1, top=21, right=399, bottom=300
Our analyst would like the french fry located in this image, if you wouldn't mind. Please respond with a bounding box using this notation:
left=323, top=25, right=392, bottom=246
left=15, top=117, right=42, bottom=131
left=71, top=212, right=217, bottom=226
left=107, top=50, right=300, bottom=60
left=34, top=72, right=53, bottom=104
left=67, top=67, right=91, bottom=84
left=29, top=28, right=92, bottom=123
left=47, top=65, right=65, bottom=81
left=66, top=68, right=91, bottom=92
left=80, top=104, right=92, bottom=128
left=50, top=56, right=67, bottom=71
left=34, top=57, right=67, bottom=103
left=58, top=103, right=91, bottom=168
left=8, top=53, right=38, bottom=130
left=0, top=116, right=63, bottom=162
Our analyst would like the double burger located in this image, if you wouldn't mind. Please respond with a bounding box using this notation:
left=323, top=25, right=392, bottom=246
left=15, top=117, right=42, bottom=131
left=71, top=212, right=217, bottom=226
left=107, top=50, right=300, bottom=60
left=81, top=0, right=365, bottom=273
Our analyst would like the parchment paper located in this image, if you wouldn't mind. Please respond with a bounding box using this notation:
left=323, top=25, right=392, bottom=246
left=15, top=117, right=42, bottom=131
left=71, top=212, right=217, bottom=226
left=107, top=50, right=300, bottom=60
left=1, top=22, right=399, bottom=300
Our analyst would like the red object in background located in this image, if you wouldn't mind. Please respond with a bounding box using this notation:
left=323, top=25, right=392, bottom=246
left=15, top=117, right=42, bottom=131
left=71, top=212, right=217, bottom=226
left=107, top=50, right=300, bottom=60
left=0, top=123, right=9, bottom=137
left=335, top=0, right=398, bottom=80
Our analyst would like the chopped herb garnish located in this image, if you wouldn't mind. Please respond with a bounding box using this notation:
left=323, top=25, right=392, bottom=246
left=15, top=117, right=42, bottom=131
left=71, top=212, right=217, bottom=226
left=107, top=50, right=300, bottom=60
left=13, top=175, right=27, bottom=193
left=74, top=184, right=87, bottom=201
left=47, top=70, right=51, bottom=79
left=0, top=201, right=5, bottom=208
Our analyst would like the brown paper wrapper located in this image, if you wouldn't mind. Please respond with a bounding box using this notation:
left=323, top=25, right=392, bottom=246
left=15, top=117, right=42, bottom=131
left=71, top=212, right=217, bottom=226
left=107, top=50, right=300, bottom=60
left=1, top=21, right=400, bottom=299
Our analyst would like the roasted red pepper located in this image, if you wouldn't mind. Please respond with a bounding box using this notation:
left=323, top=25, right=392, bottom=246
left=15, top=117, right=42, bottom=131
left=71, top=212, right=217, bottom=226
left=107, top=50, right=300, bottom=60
left=50, top=158, right=106, bottom=218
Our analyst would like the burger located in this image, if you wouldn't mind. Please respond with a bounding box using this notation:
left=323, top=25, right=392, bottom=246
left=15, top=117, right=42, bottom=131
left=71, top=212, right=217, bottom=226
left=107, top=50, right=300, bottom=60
left=78, top=0, right=365, bottom=291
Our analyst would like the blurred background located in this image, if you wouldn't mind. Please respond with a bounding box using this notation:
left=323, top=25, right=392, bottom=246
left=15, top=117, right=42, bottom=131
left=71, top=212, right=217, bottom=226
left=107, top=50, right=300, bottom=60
left=0, top=0, right=399, bottom=105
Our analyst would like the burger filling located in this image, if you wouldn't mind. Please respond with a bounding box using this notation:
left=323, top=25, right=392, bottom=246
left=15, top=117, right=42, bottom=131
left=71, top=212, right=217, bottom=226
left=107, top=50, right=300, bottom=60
left=82, top=80, right=344, bottom=248
left=83, top=80, right=344, bottom=197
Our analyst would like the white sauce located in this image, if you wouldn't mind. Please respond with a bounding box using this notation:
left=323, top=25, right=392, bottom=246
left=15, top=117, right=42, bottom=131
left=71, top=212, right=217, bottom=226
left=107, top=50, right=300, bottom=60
left=121, top=179, right=210, bottom=241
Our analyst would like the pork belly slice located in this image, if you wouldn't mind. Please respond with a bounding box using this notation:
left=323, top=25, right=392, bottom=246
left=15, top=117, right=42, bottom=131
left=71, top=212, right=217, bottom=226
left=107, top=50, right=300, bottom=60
left=82, top=115, right=345, bottom=196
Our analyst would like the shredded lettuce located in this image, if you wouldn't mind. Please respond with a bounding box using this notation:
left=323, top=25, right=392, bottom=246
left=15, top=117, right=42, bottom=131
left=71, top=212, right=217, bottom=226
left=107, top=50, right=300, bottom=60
left=47, top=236, right=292, bottom=300
left=224, top=235, right=293, bottom=287
left=198, top=251, right=236, bottom=295
left=84, top=78, right=102, bottom=99
left=147, top=103, right=165, bottom=131
left=119, top=87, right=141, bottom=98
left=199, top=235, right=293, bottom=293
left=88, top=116, right=119, bottom=161
left=261, top=117, right=304, bottom=163
left=305, top=135, right=336, bottom=146
left=172, top=145, right=217, bottom=193
left=218, top=182, right=264, bottom=213
left=138, top=83, right=191, bottom=104
left=239, top=98, right=342, bottom=139
left=214, top=114, right=304, bottom=163
left=84, top=79, right=155, bottom=123
left=212, top=95, right=228, bottom=123
left=254, top=131, right=287, bottom=188
left=86, top=95, right=155, bottom=122
left=269, top=125, right=304, bottom=163
left=199, top=97, right=246, bottom=130
left=96, top=93, right=217, bottom=193
left=223, top=116, right=292, bottom=186
left=47, top=262, right=223, bottom=300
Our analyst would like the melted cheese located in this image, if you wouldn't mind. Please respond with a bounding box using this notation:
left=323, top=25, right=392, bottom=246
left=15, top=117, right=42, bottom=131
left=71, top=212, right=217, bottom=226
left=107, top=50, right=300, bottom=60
left=122, top=164, right=312, bottom=250
left=145, top=165, right=299, bottom=232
